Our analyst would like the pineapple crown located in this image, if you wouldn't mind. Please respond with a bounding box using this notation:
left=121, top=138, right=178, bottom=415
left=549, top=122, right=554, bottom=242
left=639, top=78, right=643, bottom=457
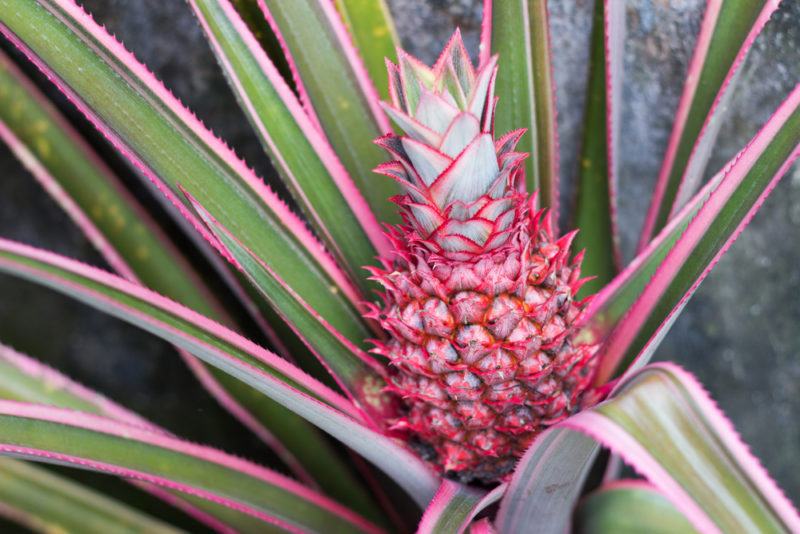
left=375, top=30, right=529, bottom=261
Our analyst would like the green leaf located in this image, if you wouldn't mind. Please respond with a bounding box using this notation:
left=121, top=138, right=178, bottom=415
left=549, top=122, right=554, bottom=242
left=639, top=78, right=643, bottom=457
left=0, top=458, right=183, bottom=534
left=496, top=429, right=599, bottom=534
left=190, top=0, right=389, bottom=290
left=0, top=240, right=440, bottom=505
left=575, top=482, right=697, bottom=534
left=593, top=84, right=800, bottom=383
left=572, top=0, right=624, bottom=295
left=0, top=342, right=266, bottom=531
left=639, top=1, right=778, bottom=246
left=571, top=364, right=800, bottom=532
left=485, top=0, right=560, bottom=213
left=334, top=0, right=400, bottom=101
left=0, top=402, right=380, bottom=534
left=228, top=0, right=294, bottom=82
left=0, top=49, right=381, bottom=520
left=257, top=0, right=401, bottom=224
left=186, top=195, right=394, bottom=421
left=0, top=0, right=371, bottom=353
left=575, top=169, right=722, bottom=349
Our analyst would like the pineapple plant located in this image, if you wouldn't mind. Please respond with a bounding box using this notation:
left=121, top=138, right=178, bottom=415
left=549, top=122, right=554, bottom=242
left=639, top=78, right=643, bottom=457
left=0, top=0, right=797, bottom=533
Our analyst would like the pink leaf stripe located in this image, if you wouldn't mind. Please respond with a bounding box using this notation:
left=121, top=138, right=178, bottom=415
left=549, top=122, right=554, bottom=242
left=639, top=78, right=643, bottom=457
left=479, top=0, right=562, bottom=222
left=595, top=83, right=800, bottom=384
left=187, top=0, right=391, bottom=259
left=186, top=191, right=384, bottom=372
left=0, top=54, right=129, bottom=279
left=639, top=0, right=722, bottom=251
left=0, top=0, right=361, bottom=309
left=596, top=478, right=661, bottom=493
left=478, top=0, right=492, bottom=68
left=0, top=343, right=158, bottom=432
left=638, top=0, right=781, bottom=250
left=469, top=518, right=496, bottom=534
left=0, top=239, right=440, bottom=503
left=563, top=363, right=800, bottom=533
left=0, top=401, right=382, bottom=534
left=255, top=0, right=391, bottom=134
left=317, top=0, right=391, bottom=134
left=254, top=0, right=323, bottom=132
left=0, top=122, right=124, bottom=280
left=177, top=356, right=316, bottom=485
left=603, top=0, right=625, bottom=269
left=417, top=481, right=470, bottom=534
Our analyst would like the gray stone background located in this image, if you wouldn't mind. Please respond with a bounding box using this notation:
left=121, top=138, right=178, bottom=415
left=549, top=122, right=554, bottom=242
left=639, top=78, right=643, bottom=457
left=0, top=0, right=797, bottom=506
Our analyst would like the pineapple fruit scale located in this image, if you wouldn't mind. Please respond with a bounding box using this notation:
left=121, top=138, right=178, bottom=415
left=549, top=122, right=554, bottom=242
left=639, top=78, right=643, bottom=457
left=367, top=31, right=598, bottom=483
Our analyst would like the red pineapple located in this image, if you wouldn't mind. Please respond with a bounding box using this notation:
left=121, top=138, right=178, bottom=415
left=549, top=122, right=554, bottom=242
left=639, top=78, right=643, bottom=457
left=367, top=31, right=598, bottom=483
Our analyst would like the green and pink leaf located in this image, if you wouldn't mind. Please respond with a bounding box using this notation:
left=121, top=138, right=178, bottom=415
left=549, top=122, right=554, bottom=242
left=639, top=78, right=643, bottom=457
left=639, top=0, right=782, bottom=247
left=593, top=82, right=800, bottom=383
left=0, top=239, right=440, bottom=504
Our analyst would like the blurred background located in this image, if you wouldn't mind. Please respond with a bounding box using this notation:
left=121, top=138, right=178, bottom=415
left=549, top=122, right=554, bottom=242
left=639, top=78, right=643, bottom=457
left=0, top=0, right=798, bottom=503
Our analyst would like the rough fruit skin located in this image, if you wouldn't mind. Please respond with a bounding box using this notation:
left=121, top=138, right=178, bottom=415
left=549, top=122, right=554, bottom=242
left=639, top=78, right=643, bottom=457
left=370, top=205, right=596, bottom=482
left=369, top=31, right=597, bottom=482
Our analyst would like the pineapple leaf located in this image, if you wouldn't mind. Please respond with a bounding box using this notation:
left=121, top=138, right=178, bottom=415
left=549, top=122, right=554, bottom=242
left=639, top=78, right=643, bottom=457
left=575, top=481, right=697, bottom=534
left=188, top=0, right=391, bottom=289
left=184, top=193, right=393, bottom=422
left=639, top=0, right=781, bottom=249
left=0, top=342, right=259, bottom=531
left=572, top=0, right=625, bottom=295
left=575, top=167, right=724, bottom=355
left=256, top=0, right=401, bottom=224
left=0, top=239, right=440, bottom=504
left=593, top=83, right=800, bottom=384
left=0, top=0, right=372, bottom=351
left=0, top=342, right=164, bottom=430
left=0, top=47, right=323, bottom=486
left=0, top=401, right=381, bottom=533
left=0, top=50, right=385, bottom=520
left=0, top=340, right=390, bottom=530
left=565, top=363, right=800, bottom=533
left=417, top=480, right=505, bottom=534
left=482, top=0, right=560, bottom=217
left=0, top=458, right=182, bottom=534
left=334, top=0, right=400, bottom=101
left=496, top=429, right=599, bottom=534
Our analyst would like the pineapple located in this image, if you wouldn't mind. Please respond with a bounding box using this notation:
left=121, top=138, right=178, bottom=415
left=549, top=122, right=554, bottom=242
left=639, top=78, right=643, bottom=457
left=369, top=31, right=597, bottom=482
